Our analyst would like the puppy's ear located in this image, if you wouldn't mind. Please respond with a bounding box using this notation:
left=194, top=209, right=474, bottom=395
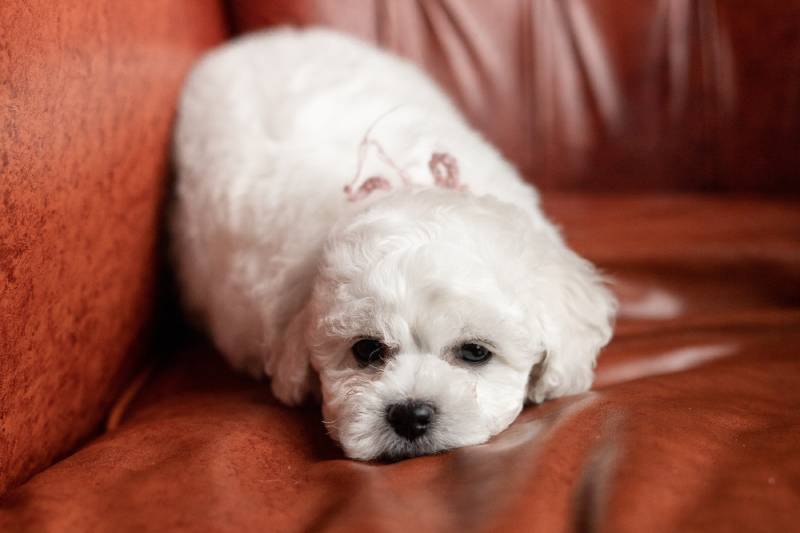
left=527, top=249, right=616, bottom=404
left=268, top=302, right=314, bottom=406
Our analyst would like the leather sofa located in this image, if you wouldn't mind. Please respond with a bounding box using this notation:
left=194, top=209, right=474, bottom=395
left=2, top=1, right=798, bottom=531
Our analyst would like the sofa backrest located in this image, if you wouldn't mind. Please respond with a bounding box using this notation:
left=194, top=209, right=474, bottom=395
left=229, top=0, right=800, bottom=193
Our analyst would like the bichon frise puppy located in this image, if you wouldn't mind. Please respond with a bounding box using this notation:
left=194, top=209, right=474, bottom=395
left=171, top=28, right=616, bottom=460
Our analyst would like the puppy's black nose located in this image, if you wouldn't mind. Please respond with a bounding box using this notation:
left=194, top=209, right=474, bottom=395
left=386, top=401, right=435, bottom=440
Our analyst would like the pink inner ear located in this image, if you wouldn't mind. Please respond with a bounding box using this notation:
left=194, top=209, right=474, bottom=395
left=429, top=152, right=464, bottom=190
left=344, top=175, right=393, bottom=202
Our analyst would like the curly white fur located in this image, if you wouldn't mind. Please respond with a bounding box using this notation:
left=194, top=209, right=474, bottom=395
left=171, top=27, right=616, bottom=460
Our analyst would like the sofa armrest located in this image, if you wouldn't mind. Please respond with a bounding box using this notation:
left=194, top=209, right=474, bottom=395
left=0, top=0, right=228, bottom=494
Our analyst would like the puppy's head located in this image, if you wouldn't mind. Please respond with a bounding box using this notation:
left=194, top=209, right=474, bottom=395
left=304, top=189, right=615, bottom=460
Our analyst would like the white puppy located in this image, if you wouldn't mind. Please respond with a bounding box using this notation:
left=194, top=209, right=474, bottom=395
left=171, top=28, right=616, bottom=460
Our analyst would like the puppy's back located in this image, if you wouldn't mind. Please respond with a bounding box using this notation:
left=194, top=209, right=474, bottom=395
left=170, top=27, right=536, bottom=381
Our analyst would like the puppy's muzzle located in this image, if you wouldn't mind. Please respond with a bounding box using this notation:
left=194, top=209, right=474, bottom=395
left=386, top=400, right=435, bottom=440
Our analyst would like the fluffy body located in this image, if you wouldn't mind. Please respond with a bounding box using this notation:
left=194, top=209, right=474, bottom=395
left=172, top=28, right=616, bottom=460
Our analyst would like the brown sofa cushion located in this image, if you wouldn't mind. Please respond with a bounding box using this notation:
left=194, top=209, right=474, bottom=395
left=228, top=0, right=800, bottom=193
left=0, top=0, right=228, bottom=494
left=2, top=195, right=798, bottom=531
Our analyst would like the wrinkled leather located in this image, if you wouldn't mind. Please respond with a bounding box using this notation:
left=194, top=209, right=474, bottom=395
left=0, top=0, right=228, bottom=493
left=229, top=0, right=800, bottom=193
left=1, top=195, right=799, bottom=532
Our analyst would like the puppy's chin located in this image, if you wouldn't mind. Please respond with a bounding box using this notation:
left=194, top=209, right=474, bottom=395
left=338, top=427, right=488, bottom=462
left=339, top=423, right=446, bottom=462
left=376, top=440, right=444, bottom=462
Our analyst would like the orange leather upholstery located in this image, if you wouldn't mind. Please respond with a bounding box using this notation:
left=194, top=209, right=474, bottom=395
left=1, top=1, right=799, bottom=531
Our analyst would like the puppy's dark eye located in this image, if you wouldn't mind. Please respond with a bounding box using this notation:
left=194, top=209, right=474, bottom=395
left=457, top=343, right=492, bottom=364
left=351, top=339, right=388, bottom=366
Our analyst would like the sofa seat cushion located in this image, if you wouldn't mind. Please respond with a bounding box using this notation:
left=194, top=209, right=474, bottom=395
left=1, top=194, right=798, bottom=532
